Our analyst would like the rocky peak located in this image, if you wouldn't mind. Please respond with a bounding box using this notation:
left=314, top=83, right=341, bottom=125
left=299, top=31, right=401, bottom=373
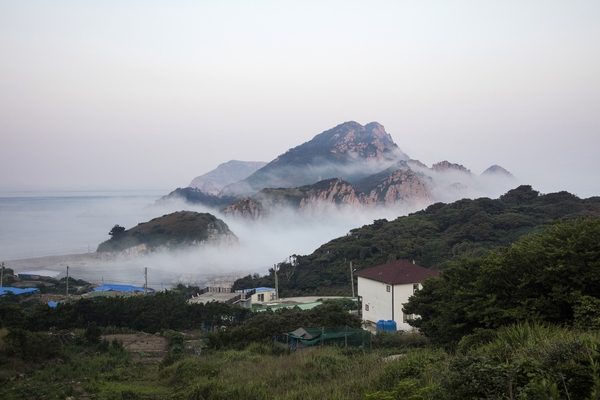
left=316, top=121, right=407, bottom=161
left=431, top=161, right=471, bottom=174
left=220, top=121, right=408, bottom=197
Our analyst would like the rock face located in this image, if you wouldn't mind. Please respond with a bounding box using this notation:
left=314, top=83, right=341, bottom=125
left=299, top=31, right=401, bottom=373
left=362, top=169, right=434, bottom=206
left=97, top=211, right=238, bottom=255
left=188, top=160, right=267, bottom=195
left=220, top=121, right=409, bottom=197
left=221, top=198, right=267, bottom=220
left=223, top=169, right=434, bottom=218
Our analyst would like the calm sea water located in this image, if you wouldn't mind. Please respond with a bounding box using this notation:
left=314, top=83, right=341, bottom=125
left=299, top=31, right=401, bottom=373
left=0, top=190, right=169, bottom=261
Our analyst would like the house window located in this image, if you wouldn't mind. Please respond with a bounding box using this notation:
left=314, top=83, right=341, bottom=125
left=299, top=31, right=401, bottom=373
left=403, top=312, right=414, bottom=323
left=257, top=293, right=264, bottom=302
left=365, top=304, right=369, bottom=311
left=413, top=284, right=419, bottom=293
left=270, top=292, right=276, bottom=300
left=386, top=285, right=391, bottom=292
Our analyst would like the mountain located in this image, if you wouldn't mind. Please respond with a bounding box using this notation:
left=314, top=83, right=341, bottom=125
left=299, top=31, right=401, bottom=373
left=220, top=121, right=409, bottom=197
left=188, top=160, right=267, bottom=195
left=234, top=186, right=600, bottom=296
left=158, top=121, right=516, bottom=215
left=96, top=211, right=238, bottom=255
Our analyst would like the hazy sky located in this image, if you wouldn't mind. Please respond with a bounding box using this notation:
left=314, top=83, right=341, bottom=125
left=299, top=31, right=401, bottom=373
left=1, top=1, right=599, bottom=197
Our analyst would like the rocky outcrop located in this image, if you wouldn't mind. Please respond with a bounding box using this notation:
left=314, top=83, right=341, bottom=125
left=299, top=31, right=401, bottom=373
left=364, top=169, right=434, bottom=206
left=221, top=197, right=267, bottom=220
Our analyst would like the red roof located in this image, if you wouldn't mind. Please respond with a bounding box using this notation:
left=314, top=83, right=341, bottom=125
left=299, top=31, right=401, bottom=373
left=354, top=260, right=439, bottom=285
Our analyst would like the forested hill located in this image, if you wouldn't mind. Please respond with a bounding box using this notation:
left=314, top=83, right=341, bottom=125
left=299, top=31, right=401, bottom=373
left=233, top=185, right=600, bottom=295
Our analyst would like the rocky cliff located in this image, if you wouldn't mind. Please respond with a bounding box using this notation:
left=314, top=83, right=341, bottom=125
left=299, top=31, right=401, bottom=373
left=223, top=168, right=435, bottom=218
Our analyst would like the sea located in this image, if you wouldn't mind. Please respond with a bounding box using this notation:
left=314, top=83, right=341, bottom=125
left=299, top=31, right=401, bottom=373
left=0, top=190, right=168, bottom=261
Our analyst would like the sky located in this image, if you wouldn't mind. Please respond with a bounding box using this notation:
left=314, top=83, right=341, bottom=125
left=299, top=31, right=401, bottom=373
left=1, top=1, right=599, bottom=198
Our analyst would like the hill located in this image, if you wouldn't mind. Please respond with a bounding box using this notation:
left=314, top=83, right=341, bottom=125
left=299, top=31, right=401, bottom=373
left=97, top=211, right=237, bottom=254
left=188, top=160, right=267, bottom=195
left=233, top=186, right=600, bottom=295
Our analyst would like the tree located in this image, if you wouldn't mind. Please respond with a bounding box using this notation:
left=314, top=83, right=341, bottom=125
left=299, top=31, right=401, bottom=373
left=404, top=218, right=600, bottom=347
left=108, top=224, right=125, bottom=238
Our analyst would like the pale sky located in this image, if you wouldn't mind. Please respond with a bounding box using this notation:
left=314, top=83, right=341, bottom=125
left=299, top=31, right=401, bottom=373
left=1, top=1, right=599, bottom=197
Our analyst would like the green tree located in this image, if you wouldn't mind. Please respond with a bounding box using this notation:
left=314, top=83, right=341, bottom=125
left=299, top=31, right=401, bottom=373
left=404, top=218, right=600, bottom=347
left=108, top=224, right=125, bottom=237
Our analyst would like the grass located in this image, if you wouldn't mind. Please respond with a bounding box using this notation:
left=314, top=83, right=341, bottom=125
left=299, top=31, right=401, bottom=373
left=3, top=323, right=600, bottom=399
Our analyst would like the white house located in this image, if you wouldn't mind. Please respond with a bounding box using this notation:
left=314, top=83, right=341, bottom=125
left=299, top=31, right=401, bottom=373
left=238, top=287, right=277, bottom=304
left=355, top=260, right=439, bottom=331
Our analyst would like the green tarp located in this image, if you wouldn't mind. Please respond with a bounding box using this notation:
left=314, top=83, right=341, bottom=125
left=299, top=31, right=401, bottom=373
left=287, top=325, right=371, bottom=349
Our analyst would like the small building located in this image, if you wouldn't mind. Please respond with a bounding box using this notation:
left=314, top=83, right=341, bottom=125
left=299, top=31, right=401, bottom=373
left=238, top=287, right=277, bottom=304
left=93, top=284, right=154, bottom=294
left=188, top=287, right=253, bottom=308
left=355, top=260, right=439, bottom=331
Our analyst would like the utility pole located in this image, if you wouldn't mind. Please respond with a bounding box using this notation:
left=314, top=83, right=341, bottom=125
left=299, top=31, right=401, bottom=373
left=102, top=277, right=104, bottom=294
left=1, top=262, right=4, bottom=287
left=350, top=261, right=355, bottom=298
left=66, top=265, right=69, bottom=298
left=144, top=267, right=148, bottom=294
left=274, top=264, right=279, bottom=300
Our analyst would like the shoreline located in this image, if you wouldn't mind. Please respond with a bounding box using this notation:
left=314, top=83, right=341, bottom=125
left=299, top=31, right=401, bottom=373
left=3, top=252, right=245, bottom=289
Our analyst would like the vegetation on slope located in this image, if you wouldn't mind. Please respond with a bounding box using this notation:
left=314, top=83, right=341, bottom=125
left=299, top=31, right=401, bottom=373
left=233, top=185, right=600, bottom=295
left=157, top=187, right=239, bottom=207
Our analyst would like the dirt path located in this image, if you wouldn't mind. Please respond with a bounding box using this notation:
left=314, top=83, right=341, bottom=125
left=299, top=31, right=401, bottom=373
left=103, top=333, right=169, bottom=363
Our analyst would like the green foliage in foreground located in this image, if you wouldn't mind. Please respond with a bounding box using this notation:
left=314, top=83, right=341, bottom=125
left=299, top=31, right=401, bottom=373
left=234, top=185, right=600, bottom=295
left=405, top=217, right=600, bottom=348
left=4, top=323, right=599, bottom=399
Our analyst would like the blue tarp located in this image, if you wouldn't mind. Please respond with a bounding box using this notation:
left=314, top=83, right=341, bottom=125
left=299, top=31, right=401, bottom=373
left=47, top=301, right=58, bottom=308
left=93, top=284, right=153, bottom=293
left=240, top=287, right=275, bottom=293
left=0, top=287, right=40, bottom=296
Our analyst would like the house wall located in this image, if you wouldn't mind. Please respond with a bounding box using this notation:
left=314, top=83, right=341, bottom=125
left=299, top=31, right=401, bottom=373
left=251, top=289, right=276, bottom=303
left=358, top=277, right=420, bottom=331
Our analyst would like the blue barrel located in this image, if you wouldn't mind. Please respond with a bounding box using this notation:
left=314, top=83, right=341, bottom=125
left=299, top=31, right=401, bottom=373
left=384, top=320, right=397, bottom=332
left=376, top=320, right=386, bottom=332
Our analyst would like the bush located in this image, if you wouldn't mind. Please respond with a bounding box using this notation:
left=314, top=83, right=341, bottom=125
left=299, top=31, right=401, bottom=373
left=372, top=331, right=429, bottom=351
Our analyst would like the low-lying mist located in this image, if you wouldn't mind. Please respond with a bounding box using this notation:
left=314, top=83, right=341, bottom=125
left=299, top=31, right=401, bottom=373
left=2, top=175, right=519, bottom=289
